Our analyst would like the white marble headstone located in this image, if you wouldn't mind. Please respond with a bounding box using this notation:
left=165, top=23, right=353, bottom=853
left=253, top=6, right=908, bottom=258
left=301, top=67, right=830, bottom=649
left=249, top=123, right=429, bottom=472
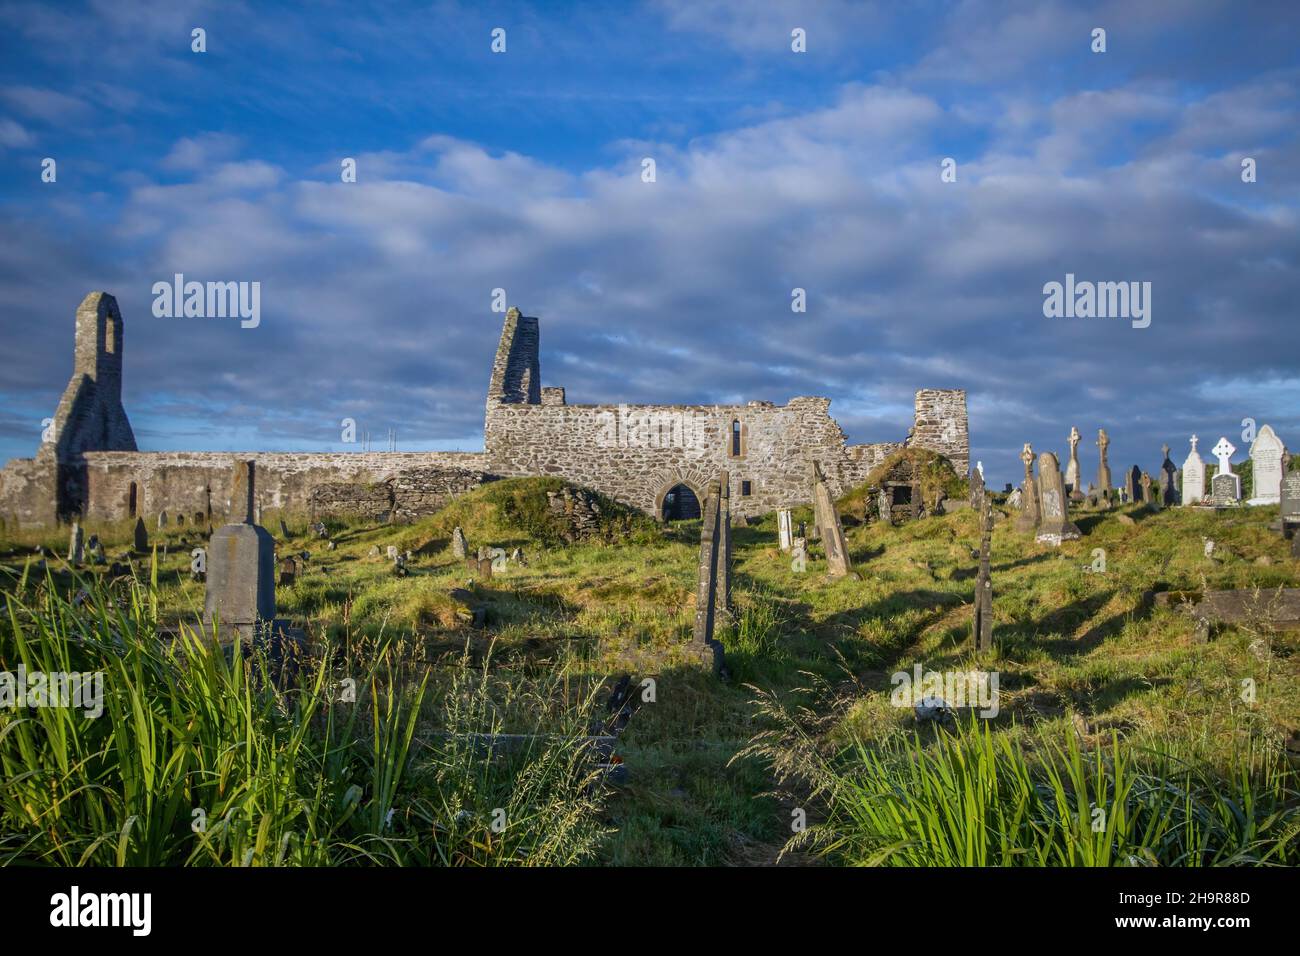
left=1248, top=424, right=1284, bottom=505
left=1181, top=435, right=1205, bottom=505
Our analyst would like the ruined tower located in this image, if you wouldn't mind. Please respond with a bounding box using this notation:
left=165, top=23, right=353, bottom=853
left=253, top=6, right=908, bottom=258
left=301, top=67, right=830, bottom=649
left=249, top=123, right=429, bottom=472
left=46, top=292, right=137, bottom=519
left=484, top=306, right=543, bottom=458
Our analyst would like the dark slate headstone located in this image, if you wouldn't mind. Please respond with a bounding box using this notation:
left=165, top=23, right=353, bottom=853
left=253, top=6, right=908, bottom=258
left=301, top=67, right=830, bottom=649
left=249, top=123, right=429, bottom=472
left=1126, top=465, right=1143, bottom=503
left=1280, top=468, right=1300, bottom=536
left=133, top=517, right=149, bottom=552
left=1211, top=471, right=1241, bottom=506
left=1160, top=445, right=1179, bottom=505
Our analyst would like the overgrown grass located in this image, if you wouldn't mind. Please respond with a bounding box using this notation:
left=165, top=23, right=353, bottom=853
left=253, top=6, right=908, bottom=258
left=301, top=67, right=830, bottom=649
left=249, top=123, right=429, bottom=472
left=740, top=698, right=1300, bottom=866
left=0, top=567, right=610, bottom=866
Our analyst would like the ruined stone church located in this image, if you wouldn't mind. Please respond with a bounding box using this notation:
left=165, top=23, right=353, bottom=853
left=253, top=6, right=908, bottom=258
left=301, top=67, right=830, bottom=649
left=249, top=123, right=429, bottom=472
left=0, top=292, right=969, bottom=529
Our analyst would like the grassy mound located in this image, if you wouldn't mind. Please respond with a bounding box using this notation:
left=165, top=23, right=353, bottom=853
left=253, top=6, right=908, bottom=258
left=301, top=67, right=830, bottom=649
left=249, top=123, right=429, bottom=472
left=415, top=477, right=657, bottom=549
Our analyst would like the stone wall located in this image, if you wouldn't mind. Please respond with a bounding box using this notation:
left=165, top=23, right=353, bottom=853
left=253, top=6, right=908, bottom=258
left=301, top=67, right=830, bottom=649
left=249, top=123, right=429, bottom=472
left=480, top=307, right=966, bottom=519
left=72, top=451, right=490, bottom=525
left=0, top=298, right=970, bottom=528
left=306, top=466, right=496, bottom=522
left=912, top=388, right=970, bottom=476
left=485, top=395, right=905, bottom=519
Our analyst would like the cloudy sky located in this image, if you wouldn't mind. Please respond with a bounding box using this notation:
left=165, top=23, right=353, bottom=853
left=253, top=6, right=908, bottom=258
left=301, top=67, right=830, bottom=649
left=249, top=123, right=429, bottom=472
left=0, top=0, right=1297, bottom=486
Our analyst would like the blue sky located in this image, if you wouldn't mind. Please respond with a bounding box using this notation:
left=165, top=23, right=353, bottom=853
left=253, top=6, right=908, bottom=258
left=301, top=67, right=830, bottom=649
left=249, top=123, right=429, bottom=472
left=1, top=0, right=1297, bottom=486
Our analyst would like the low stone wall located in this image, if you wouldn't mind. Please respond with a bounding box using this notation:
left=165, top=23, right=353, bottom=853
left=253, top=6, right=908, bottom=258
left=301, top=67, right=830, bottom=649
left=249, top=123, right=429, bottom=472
left=391, top=467, right=496, bottom=522
left=73, top=450, right=491, bottom=525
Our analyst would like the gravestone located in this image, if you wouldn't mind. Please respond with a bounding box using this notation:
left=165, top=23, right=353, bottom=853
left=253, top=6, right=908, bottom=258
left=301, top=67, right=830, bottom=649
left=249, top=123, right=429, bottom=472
left=811, top=461, right=851, bottom=578
left=972, top=495, right=994, bottom=652
left=68, top=521, right=84, bottom=565
left=790, top=536, right=807, bottom=572
left=715, top=471, right=733, bottom=622
left=386, top=545, right=399, bottom=561
left=1248, top=424, right=1284, bottom=505
left=1035, top=452, right=1082, bottom=546
left=204, top=461, right=276, bottom=646
left=133, top=517, right=149, bottom=552
left=1160, top=444, right=1178, bottom=506
left=368, top=545, right=380, bottom=557
left=1211, top=472, right=1240, bottom=507
left=1126, top=466, right=1142, bottom=503
left=1281, top=465, right=1300, bottom=532
left=1065, top=426, right=1082, bottom=498
left=157, top=510, right=168, bottom=529
left=876, top=488, right=892, bottom=524
left=1096, top=428, right=1112, bottom=492
left=278, top=556, right=297, bottom=587
left=1181, top=435, right=1205, bottom=505
left=1285, top=462, right=1300, bottom=556
left=1013, top=444, right=1041, bottom=534
left=451, top=527, right=468, bottom=559
left=1210, top=437, right=1240, bottom=505
left=1140, top=472, right=1155, bottom=509
left=1006, top=487, right=1022, bottom=509
left=777, top=509, right=793, bottom=552
left=177, top=513, right=185, bottom=527
left=969, top=466, right=985, bottom=511
left=279, top=518, right=291, bottom=539
left=690, top=476, right=728, bottom=674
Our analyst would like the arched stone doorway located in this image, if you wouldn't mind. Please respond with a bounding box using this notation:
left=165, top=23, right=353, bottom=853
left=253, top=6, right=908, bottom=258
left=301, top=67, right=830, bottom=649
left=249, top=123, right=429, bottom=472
left=660, top=483, right=701, bottom=521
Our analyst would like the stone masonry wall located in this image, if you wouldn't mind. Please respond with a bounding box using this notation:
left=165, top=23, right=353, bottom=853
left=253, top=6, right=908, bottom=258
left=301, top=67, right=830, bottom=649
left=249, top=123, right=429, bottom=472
left=484, top=397, right=903, bottom=519
left=75, top=451, right=490, bottom=525
left=911, top=388, right=969, bottom=476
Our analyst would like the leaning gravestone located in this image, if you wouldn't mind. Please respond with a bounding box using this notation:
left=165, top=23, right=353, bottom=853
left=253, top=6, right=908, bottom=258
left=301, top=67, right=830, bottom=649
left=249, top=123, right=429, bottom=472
left=811, top=461, right=851, bottom=578
left=1182, top=435, right=1205, bottom=505
left=204, top=461, right=276, bottom=646
left=133, top=517, right=149, bottom=553
left=690, top=476, right=729, bottom=675
left=279, top=518, right=291, bottom=539
left=68, top=521, right=84, bottom=565
left=1248, top=424, right=1284, bottom=505
left=451, top=527, right=468, bottom=559
left=1035, top=452, right=1082, bottom=546
left=972, top=495, right=994, bottom=651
